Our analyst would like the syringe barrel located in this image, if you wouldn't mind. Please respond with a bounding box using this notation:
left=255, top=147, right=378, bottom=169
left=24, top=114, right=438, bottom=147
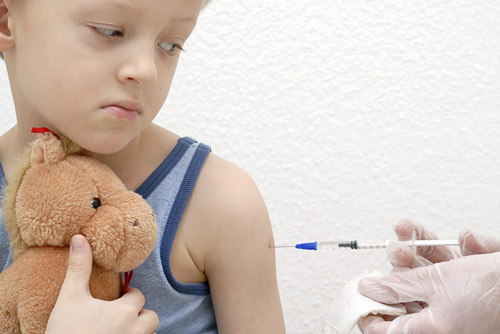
left=354, top=240, right=389, bottom=249
left=336, top=240, right=388, bottom=249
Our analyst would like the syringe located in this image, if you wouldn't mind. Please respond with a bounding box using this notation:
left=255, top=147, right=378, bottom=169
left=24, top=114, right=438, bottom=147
left=272, top=239, right=459, bottom=251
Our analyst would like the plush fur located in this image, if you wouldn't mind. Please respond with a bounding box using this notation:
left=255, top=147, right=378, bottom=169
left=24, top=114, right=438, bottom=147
left=0, top=132, right=158, bottom=334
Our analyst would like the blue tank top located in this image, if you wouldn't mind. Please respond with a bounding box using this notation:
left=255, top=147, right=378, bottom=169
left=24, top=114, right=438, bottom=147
left=0, top=137, right=218, bottom=333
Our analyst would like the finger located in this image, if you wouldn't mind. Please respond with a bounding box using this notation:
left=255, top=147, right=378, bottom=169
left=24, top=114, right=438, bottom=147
left=404, top=301, right=425, bottom=314
left=115, top=287, right=146, bottom=311
left=387, top=241, right=414, bottom=268
left=459, top=228, right=500, bottom=256
left=137, top=309, right=160, bottom=333
left=382, top=309, right=438, bottom=334
left=387, top=241, right=435, bottom=269
left=358, top=315, right=391, bottom=334
left=59, top=234, right=93, bottom=297
left=395, top=219, right=457, bottom=263
left=358, top=266, right=434, bottom=304
left=394, top=219, right=439, bottom=240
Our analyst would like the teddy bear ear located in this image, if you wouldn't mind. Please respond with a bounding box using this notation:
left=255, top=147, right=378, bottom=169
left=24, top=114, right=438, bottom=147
left=30, top=133, right=65, bottom=166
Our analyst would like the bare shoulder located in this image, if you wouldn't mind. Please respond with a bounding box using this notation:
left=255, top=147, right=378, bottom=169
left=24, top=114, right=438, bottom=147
left=181, top=153, right=274, bottom=270
left=195, top=152, right=273, bottom=250
left=199, top=153, right=267, bottom=223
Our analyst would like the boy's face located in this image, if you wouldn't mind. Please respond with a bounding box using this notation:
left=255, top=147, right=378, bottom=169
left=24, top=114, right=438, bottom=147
left=6, top=0, right=203, bottom=154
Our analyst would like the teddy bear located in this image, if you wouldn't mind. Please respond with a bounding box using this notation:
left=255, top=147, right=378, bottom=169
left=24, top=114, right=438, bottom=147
left=0, top=128, right=158, bottom=334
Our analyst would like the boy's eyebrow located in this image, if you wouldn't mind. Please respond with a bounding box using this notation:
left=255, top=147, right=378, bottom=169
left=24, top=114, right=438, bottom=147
left=106, top=0, right=132, bottom=11
left=98, top=0, right=198, bottom=23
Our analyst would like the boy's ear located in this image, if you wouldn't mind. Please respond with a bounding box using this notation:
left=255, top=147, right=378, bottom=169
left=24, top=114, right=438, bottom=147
left=0, top=0, right=15, bottom=51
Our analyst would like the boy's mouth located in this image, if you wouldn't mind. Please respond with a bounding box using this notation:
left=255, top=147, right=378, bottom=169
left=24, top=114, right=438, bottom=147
left=101, top=101, right=142, bottom=121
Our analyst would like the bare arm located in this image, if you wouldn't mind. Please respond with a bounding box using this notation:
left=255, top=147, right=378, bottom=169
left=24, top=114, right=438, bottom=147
left=191, top=156, right=285, bottom=333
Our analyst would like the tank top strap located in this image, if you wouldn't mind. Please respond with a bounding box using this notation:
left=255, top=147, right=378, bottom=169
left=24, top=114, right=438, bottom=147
left=160, top=140, right=211, bottom=294
left=133, top=137, right=212, bottom=295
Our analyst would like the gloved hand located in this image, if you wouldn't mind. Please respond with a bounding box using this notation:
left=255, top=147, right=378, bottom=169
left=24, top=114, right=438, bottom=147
left=387, top=219, right=500, bottom=269
left=358, top=252, right=500, bottom=334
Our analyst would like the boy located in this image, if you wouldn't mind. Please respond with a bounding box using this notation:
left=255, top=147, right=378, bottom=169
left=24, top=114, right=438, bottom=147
left=0, top=0, right=285, bottom=332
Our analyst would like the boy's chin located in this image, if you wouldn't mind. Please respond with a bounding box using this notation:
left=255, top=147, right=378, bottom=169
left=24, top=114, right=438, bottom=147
left=82, top=128, right=143, bottom=153
left=87, top=143, right=131, bottom=155
left=72, top=136, right=134, bottom=156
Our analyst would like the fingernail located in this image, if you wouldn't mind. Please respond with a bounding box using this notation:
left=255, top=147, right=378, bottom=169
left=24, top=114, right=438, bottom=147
left=71, top=235, right=85, bottom=250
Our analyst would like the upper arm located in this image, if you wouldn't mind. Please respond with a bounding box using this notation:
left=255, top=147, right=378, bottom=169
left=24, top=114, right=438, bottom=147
left=193, top=155, right=285, bottom=333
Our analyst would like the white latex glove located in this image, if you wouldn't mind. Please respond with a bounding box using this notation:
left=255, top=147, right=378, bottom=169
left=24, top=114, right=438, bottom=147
left=388, top=220, right=500, bottom=269
left=357, top=253, right=500, bottom=334
left=459, top=228, right=500, bottom=256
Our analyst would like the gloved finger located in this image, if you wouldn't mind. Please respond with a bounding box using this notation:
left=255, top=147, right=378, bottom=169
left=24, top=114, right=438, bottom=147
left=394, top=219, right=458, bottom=263
left=358, top=266, right=434, bottom=304
left=403, top=301, right=425, bottom=314
left=58, top=234, right=93, bottom=298
left=394, top=219, right=440, bottom=240
left=358, top=315, right=390, bottom=334
left=387, top=241, right=433, bottom=269
left=459, top=228, right=500, bottom=256
left=375, top=309, right=438, bottom=334
left=387, top=241, right=413, bottom=268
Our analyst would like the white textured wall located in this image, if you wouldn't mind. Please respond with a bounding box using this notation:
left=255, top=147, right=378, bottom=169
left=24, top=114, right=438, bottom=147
left=1, top=1, right=500, bottom=333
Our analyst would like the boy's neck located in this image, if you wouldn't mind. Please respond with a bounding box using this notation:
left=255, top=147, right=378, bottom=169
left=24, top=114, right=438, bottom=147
left=98, top=125, right=180, bottom=190
left=0, top=126, right=27, bottom=183
left=0, top=123, right=178, bottom=191
left=95, top=125, right=179, bottom=190
left=94, top=136, right=145, bottom=189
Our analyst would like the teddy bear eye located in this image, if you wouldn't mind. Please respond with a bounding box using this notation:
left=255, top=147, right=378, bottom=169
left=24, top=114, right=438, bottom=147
left=92, top=197, right=101, bottom=209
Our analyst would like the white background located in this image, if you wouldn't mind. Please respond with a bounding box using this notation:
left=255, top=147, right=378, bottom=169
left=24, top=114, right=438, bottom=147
left=1, top=1, right=499, bottom=333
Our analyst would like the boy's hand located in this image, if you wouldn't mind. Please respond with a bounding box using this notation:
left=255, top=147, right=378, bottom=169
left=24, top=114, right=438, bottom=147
left=45, top=235, right=159, bottom=334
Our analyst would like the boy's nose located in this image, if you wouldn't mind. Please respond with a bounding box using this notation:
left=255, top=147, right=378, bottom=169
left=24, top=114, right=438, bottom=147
left=117, top=46, right=158, bottom=87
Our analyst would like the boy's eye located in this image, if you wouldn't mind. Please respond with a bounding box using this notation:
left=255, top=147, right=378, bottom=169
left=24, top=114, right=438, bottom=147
left=159, top=42, right=184, bottom=53
left=90, top=26, right=183, bottom=54
left=95, top=27, right=123, bottom=37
